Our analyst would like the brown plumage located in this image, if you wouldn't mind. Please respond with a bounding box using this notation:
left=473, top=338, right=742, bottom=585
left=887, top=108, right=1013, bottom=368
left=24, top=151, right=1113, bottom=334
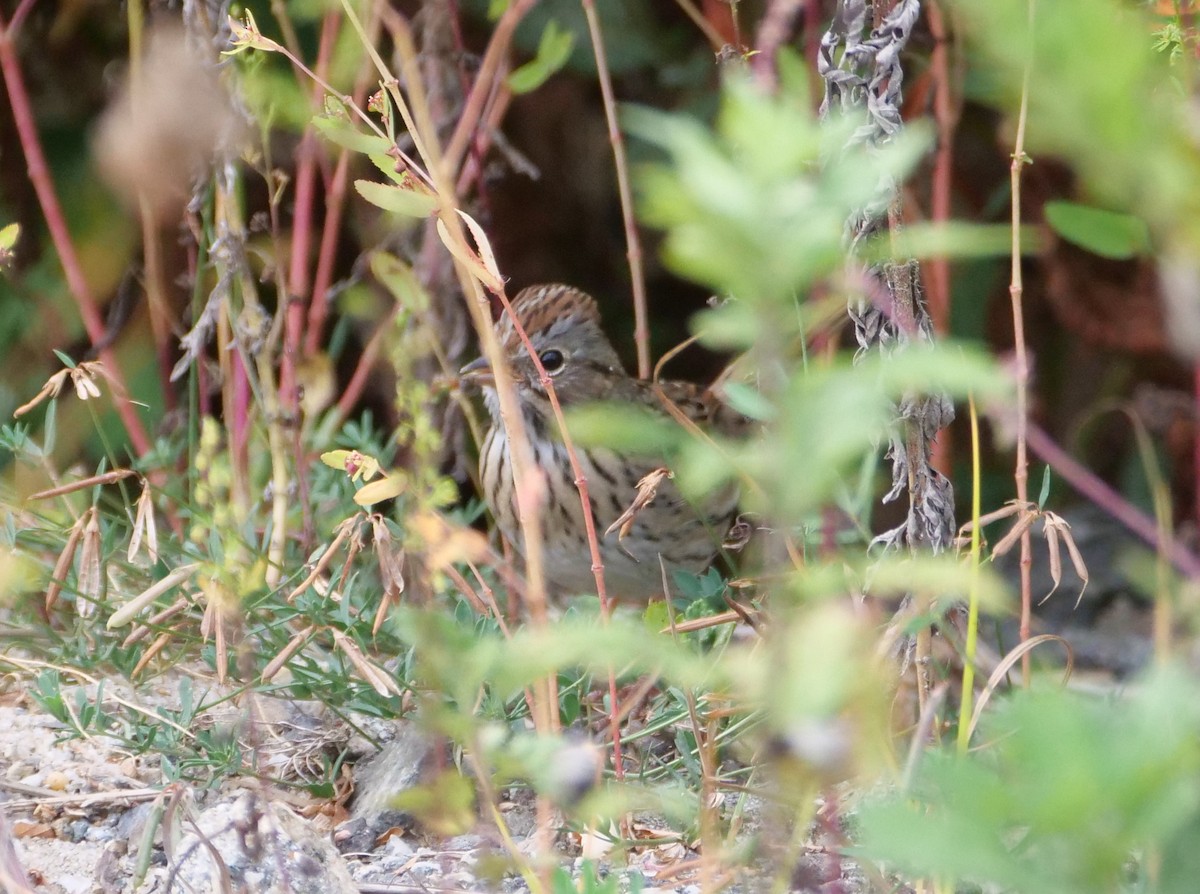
left=465, top=283, right=742, bottom=601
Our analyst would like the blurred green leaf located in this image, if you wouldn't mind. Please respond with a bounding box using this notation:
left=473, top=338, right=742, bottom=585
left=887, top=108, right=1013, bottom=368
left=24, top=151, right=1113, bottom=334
left=721, top=345, right=1007, bottom=520
left=1043, top=201, right=1151, bottom=259
left=240, top=64, right=311, bottom=131
left=858, top=665, right=1200, bottom=893
left=354, top=179, right=438, bottom=218
left=0, top=222, right=18, bottom=252
left=564, top=402, right=681, bottom=454
left=720, top=382, right=775, bottom=422
left=951, top=0, right=1200, bottom=248
left=878, top=221, right=1040, bottom=260
left=508, top=20, right=575, bottom=94
left=369, top=251, right=429, bottom=310
left=867, top=553, right=1009, bottom=613
left=626, top=75, right=930, bottom=305
left=311, top=115, right=392, bottom=156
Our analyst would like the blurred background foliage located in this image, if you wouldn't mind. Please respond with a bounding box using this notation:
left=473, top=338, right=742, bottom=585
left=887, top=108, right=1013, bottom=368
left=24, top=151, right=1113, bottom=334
left=1, top=0, right=1197, bottom=532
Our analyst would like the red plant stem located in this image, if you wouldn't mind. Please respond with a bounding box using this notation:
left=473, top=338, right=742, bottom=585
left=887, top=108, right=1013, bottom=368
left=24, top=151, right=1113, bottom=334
left=804, top=0, right=821, bottom=85
left=925, top=0, right=953, bottom=334
left=752, top=0, right=804, bottom=90
left=1027, top=423, right=1200, bottom=579
left=926, top=0, right=955, bottom=476
left=446, top=0, right=494, bottom=210
left=673, top=0, right=727, bottom=49
left=280, top=11, right=340, bottom=414
left=304, top=12, right=380, bottom=358
left=1195, top=364, right=1200, bottom=533
left=493, top=291, right=628, bottom=782
left=304, top=149, right=350, bottom=357
left=454, top=82, right=513, bottom=199
left=279, top=131, right=317, bottom=411
left=0, top=10, right=151, bottom=455
left=7, top=0, right=35, bottom=35
left=441, top=0, right=536, bottom=179
left=333, top=309, right=393, bottom=426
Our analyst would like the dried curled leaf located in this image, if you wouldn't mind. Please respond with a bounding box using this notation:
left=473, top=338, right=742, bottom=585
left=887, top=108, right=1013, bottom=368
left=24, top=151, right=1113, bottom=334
left=1042, top=512, right=1090, bottom=607
left=128, top=480, right=159, bottom=565
left=331, top=629, right=402, bottom=697
left=75, top=509, right=103, bottom=618
left=605, top=468, right=672, bottom=542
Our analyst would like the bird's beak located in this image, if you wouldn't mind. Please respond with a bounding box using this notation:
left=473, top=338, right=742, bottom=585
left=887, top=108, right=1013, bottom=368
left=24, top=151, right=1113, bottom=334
left=459, top=355, right=494, bottom=387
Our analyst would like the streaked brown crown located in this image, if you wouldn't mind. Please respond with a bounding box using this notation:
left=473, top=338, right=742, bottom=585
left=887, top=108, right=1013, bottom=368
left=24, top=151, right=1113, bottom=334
left=497, top=284, right=603, bottom=353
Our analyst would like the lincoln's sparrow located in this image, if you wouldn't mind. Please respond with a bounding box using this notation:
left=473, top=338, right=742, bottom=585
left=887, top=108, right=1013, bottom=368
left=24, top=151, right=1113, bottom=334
left=463, top=284, right=742, bottom=600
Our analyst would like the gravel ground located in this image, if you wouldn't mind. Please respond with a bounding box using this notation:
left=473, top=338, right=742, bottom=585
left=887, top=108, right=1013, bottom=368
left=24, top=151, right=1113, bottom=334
left=0, top=667, right=791, bottom=894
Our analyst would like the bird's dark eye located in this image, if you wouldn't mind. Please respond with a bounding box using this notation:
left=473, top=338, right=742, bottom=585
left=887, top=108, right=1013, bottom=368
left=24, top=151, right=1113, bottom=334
left=539, top=349, right=566, bottom=374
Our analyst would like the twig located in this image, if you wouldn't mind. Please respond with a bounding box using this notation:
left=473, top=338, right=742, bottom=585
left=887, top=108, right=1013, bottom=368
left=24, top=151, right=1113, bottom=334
left=674, top=0, right=729, bottom=50
left=581, top=0, right=650, bottom=380
left=1008, top=0, right=1035, bottom=686
left=0, top=787, right=163, bottom=812
left=955, top=395, right=982, bottom=754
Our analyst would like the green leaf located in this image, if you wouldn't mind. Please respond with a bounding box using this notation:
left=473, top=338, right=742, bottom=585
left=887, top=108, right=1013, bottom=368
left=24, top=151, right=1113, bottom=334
left=719, top=382, right=775, bottom=422
left=877, top=221, right=1040, bottom=260
left=366, top=152, right=406, bottom=184
left=642, top=600, right=670, bottom=633
left=1038, top=464, right=1052, bottom=509
left=1044, top=200, right=1151, bottom=259
left=564, top=403, right=680, bottom=454
left=0, top=222, right=19, bottom=251
left=43, top=399, right=57, bottom=459
left=311, top=115, right=392, bottom=156
left=369, top=251, right=429, bottom=309
left=508, top=20, right=575, bottom=94
left=354, top=179, right=438, bottom=218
